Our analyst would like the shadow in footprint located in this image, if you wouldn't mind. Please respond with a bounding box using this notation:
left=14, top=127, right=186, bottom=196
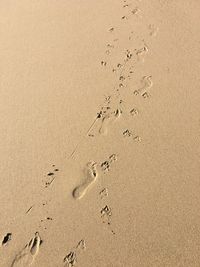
left=2, top=233, right=12, bottom=246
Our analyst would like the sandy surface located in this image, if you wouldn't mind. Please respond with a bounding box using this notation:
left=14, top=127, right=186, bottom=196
left=0, top=1, right=200, bottom=266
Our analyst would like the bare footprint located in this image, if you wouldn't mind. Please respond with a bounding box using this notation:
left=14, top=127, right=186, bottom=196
left=99, top=109, right=122, bottom=135
left=134, top=75, right=153, bottom=95
left=11, top=232, right=41, bottom=267
left=136, top=43, right=149, bottom=62
left=73, top=162, right=98, bottom=199
left=99, top=115, right=112, bottom=135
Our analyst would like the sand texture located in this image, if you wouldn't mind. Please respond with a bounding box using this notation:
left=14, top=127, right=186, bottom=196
left=0, top=0, right=200, bottom=266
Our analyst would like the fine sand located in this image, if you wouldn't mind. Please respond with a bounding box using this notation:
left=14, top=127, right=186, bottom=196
left=1, top=1, right=200, bottom=266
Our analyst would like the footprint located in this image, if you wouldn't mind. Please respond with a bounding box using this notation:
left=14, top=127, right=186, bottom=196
left=100, top=154, right=117, bottom=173
left=76, top=240, right=86, bottom=251
left=130, top=108, right=139, bottom=116
left=136, top=44, right=148, bottom=62
left=105, top=50, right=111, bottom=55
left=131, top=7, right=141, bottom=17
left=108, top=27, right=114, bottom=32
left=11, top=232, right=41, bottom=267
left=125, top=49, right=133, bottom=61
left=101, top=61, right=107, bottom=66
left=128, top=31, right=134, bottom=40
left=121, top=15, right=128, bottom=20
left=99, top=109, right=122, bottom=135
left=101, top=205, right=112, bottom=217
left=73, top=162, right=98, bottom=199
left=63, top=240, right=86, bottom=267
left=101, top=205, right=112, bottom=225
left=117, top=63, right=122, bottom=68
left=63, top=252, right=76, bottom=267
left=142, top=91, right=151, bottom=99
left=106, top=44, right=114, bottom=55
left=123, top=129, right=141, bottom=141
left=119, top=75, right=126, bottom=81
left=112, top=63, right=124, bottom=73
left=129, top=66, right=134, bottom=74
left=133, top=135, right=142, bottom=142
left=100, top=205, right=115, bottom=234
left=99, top=188, right=109, bottom=199
left=134, top=75, right=153, bottom=95
left=107, top=44, right=114, bottom=49
left=123, top=129, right=132, bottom=137
left=148, top=24, right=159, bottom=37
left=1, top=233, right=12, bottom=246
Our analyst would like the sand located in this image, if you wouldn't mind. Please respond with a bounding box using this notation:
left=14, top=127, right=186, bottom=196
left=0, top=0, right=200, bottom=266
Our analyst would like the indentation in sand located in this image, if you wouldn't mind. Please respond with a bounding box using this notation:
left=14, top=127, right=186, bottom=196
left=99, top=108, right=122, bottom=135
left=148, top=24, right=159, bottom=37
left=136, top=44, right=149, bottom=62
left=73, top=162, right=98, bottom=200
left=134, top=75, right=153, bottom=95
left=100, top=154, right=117, bottom=173
left=63, top=239, right=86, bottom=267
left=1, top=233, right=12, bottom=246
left=101, top=205, right=112, bottom=225
left=130, top=108, right=139, bottom=116
left=11, top=232, right=41, bottom=267
left=99, top=188, right=109, bottom=199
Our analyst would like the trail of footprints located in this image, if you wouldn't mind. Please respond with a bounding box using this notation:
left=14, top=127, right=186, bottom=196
left=5, top=1, right=159, bottom=266
left=71, top=0, right=158, bottom=260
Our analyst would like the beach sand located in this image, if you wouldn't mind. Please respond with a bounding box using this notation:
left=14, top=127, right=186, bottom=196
left=0, top=1, right=200, bottom=266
